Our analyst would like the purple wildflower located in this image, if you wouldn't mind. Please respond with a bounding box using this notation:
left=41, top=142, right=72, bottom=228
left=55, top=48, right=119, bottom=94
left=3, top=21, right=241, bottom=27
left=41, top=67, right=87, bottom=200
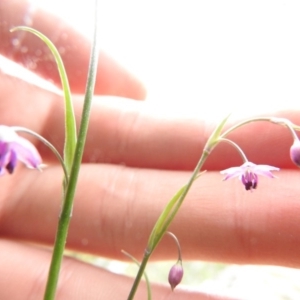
left=168, top=262, right=184, bottom=291
left=290, top=139, right=300, bottom=167
left=0, top=125, right=42, bottom=175
left=220, top=162, right=279, bottom=191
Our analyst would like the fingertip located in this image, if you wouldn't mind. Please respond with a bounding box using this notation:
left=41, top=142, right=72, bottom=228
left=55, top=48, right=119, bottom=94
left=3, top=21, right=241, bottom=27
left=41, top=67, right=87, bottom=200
left=0, top=0, right=147, bottom=100
left=95, top=51, right=147, bottom=100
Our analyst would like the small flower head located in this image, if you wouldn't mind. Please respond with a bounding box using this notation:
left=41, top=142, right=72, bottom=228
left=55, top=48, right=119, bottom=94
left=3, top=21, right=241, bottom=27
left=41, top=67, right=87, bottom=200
left=168, top=261, right=184, bottom=291
left=220, top=162, right=279, bottom=191
left=0, top=126, right=42, bottom=175
left=290, top=139, right=300, bottom=167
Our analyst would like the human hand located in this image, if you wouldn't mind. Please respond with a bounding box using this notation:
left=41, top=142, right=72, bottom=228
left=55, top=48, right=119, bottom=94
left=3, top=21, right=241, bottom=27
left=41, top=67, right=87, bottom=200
left=1, top=1, right=300, bottom=299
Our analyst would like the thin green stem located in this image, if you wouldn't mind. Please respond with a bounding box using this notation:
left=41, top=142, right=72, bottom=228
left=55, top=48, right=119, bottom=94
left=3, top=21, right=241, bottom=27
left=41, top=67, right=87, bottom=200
left=127, top=151, right=209, bottom=300
left=155, top=152, right=208, bottom=249
left=220, top=116, right=300, bottom=143
left=128, top=114, right=231, bottom=300
left=43, top=1, right=100, bottom=299
left=218, top=138, right=248, bottom=163
left=220, top=117, right=272, bottom=138
left=279, top=120, right=299, bottom=141
left=127, top=251, right=151, bottom=300
left=166, top=232, right=182, bottom=261
left=121, top=250, right=152, bottom=300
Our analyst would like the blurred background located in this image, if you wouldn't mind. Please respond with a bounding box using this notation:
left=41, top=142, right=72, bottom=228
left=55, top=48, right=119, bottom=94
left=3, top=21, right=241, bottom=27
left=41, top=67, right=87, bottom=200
left=18, top=0, right=300, bottom=118
left=5, top=0, right=300, bottom=299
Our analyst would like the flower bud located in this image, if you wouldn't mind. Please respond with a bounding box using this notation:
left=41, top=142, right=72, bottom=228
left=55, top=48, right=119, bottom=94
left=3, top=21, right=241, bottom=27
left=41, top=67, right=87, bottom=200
left=290, top=140, right=300, bottom=167
left=168, top=262, right=183, bottom=291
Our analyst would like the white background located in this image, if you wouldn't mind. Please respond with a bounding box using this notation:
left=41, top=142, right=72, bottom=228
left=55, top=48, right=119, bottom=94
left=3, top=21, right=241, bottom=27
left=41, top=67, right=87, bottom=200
left=29, top=0, right=300, bottom=119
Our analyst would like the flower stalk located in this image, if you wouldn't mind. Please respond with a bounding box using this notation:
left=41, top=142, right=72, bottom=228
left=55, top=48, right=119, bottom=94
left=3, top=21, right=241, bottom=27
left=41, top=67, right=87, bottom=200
left=218, top=138, right=248, bottom=163
left=127, top=151, right=209, bottom=300
left=127, top=112, right=300, bottom=297
left=127, top=114, right=231, bottom=300
left=12, top=126, right=68, bottom=183
left=269, top=118, right=300, bottom=167
left=167, top=232, right=184, bottom=291
left=43, top=1, right=100, bottom=299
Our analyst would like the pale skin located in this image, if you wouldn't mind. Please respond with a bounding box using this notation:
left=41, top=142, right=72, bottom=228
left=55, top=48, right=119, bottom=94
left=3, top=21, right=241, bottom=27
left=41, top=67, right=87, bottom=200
left=0, top=1, right=300, bottom=299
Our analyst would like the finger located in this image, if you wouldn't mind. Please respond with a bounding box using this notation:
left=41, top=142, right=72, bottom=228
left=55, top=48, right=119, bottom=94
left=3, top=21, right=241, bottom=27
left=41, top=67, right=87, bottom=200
left=0, top=72, right=298, bottom=170
left=82, top=104, right=300, bottom=170
left=1, top=164, right=300, bottom=268
left=0, top=239, right=229, bottom=300
left=0, top=0, right=146, bottom=99
left=44, top=96, right=300, bottom=170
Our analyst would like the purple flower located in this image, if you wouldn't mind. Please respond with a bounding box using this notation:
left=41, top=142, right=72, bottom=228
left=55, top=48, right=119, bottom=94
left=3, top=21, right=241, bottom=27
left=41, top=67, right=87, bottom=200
left=168, top=262, right=184, bottom=291
left=290, top=139, right=300, bottom=167
left=0, top=126, right=42, bottom=175
left=220, top=162, right=279, bottom=191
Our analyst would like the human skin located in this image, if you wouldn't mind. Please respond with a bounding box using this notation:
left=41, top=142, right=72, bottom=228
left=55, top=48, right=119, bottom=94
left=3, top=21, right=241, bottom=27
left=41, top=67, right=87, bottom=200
left=0, top=1, right=300, bottom=299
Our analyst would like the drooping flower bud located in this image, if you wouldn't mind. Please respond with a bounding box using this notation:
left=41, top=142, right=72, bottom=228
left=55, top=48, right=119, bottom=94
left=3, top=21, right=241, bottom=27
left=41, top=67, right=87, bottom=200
left=290, top=139, right=300, bottom=167
left=168, top=261, right=183, bottom=291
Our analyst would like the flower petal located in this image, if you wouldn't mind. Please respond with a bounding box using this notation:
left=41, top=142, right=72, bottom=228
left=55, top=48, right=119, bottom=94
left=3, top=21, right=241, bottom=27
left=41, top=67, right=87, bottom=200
left=0, top=125, right=19, bottom=142
left=239, top=161, right=256, bottom=169
left=0, top=142, right=10, bottom=173
left=220, top=161, right=279, bottom=191
left=6, top=149, right=17, bottom=174
left=252, top=165, right=280, bottom=178
left=220, top=166, right=243, bottom=180
left=11, top=137, right=42, bottom=169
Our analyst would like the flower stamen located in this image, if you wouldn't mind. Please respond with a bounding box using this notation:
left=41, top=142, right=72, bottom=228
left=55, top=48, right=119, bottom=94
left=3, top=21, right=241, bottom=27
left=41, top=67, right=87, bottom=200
left=220, top=162, right=279, bottom=191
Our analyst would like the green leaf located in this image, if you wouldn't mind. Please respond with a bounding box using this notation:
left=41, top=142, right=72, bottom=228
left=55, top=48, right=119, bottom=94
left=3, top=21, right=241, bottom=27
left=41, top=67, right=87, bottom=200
left=204, top=113, right=231, bottom=152
left=10, top=26, right=77, bottom=174
left=147, top=184, right=186, bottom=251
left=147, top=172, right=204, bottom=251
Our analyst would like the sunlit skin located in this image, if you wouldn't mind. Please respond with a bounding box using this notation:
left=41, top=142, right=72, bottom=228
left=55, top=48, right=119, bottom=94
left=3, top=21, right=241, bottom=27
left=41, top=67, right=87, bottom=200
left=0, top=1, right=300, bottom=299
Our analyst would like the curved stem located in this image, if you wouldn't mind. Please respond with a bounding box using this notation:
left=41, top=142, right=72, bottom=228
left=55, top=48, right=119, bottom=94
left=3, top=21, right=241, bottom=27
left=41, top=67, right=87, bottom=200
left=12, top=126, right=68, bottom=184
left=221, top=116, right=300, bottom=146
left=166, top=231, right=182, bottom=261
left=220, top=117, right=272, bottom=138
left=218, top=138, right=248, bottom=163
left=279, top=120, right=299, bottom=141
